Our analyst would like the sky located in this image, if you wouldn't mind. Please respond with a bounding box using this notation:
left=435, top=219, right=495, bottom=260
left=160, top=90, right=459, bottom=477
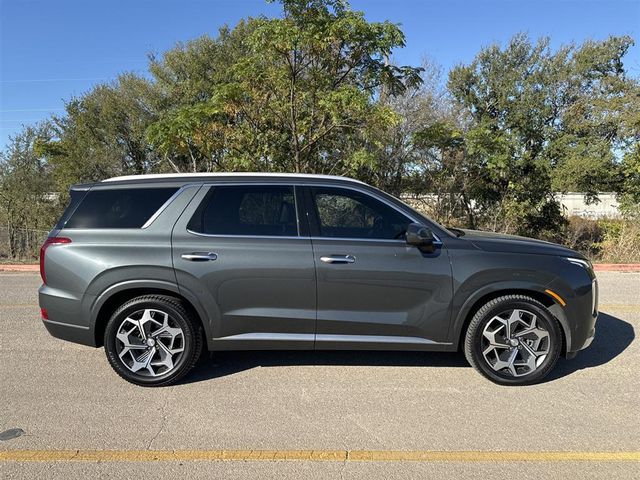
left=1, top=0, right=639, bottom=149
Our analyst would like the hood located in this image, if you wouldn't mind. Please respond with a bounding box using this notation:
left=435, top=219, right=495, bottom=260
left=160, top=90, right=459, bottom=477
left=458, top=229, right=584, bottom=258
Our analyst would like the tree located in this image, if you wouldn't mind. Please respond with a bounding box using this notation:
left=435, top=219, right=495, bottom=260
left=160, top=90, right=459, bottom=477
left=0, top=123, right=59, bottom=257
left=145, top=22, right=255, bottom=172
left=147, top=0, right=422, bottom=175
left=23, top=3, right=638, bottom=247
left=619, top=143, right=640, bottom=218
left=426, top=34, right=638, bottom=237
left=355, top=58, right=449, bottom=196
left=43, top=73, right=160, bottom=195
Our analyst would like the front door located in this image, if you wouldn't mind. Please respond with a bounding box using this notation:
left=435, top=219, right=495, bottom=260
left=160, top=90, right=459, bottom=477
left=172, top=184, right=316, bottom=350
left=305, top=185, right=453, bottom=349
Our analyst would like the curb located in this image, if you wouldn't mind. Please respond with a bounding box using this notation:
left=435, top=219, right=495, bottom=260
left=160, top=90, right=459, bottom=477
left=593, top=264, right=640, bottom=272
left=0, top=265, right=39, bottom=272
left=2, top=263, right=640, bottom=273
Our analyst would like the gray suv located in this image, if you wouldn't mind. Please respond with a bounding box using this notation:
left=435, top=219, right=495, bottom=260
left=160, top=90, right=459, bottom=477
left=39, top=173, right=598, bottom=386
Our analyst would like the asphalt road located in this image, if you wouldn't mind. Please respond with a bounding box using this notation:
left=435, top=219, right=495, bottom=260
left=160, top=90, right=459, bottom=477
left=1, top=272, right=638, bottom=479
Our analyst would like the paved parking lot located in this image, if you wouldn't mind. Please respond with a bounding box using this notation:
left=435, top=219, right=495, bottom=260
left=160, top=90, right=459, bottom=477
left=1, top=272, right=638, bottom=478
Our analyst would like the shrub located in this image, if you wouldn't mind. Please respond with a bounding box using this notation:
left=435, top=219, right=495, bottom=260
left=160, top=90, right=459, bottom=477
left=562, top=217, right=603, bottom=259
left=597, top=219, right=640, bottom=263
left=563, top=217, right=640, bottom=263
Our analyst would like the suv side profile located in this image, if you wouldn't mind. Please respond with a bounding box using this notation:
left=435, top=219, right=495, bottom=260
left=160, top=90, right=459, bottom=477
left=39, top=173, right=598, bottom=386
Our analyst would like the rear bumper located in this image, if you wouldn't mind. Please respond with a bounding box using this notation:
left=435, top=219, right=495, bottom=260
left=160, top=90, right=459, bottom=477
left=42, top=318, right=96, bottom=347
left=39, top=284, right=97, bottom=347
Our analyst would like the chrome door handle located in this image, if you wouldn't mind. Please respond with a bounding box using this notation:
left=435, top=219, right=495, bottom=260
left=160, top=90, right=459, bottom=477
left=181, top=252, right=218, bottom=262
left=320, top=255, right=356, bottom=264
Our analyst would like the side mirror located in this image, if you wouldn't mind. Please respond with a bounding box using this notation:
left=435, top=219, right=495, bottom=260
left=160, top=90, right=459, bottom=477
left=405, top=223, right=436, bottom=253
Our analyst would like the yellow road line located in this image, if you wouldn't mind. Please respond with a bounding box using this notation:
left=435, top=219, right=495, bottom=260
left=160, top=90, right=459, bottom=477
left=0, top=450, right=639, bottom=463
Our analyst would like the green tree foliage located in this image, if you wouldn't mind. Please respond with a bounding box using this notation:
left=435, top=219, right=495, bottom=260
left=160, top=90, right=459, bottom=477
left=359, top=58, right=448, bottom=196
left=619, top=143, right=640, bottom=218
left=147, top=0, right=422, bottom=175
left=413, top=34, right=639, bottom=237
left=145, top=22, right=255, bottom=172
left=1, top=0, right=637, bottom=248
left=42, top=74, right=160, bottom=195
left=0, top=123, right=59, bottom=257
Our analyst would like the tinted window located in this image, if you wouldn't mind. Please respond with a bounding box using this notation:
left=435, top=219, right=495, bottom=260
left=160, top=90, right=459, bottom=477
left=55, top=189, right=88, bottom=229
left=188, top=185, right=298, bottom=236
left=312, top=187, right=410, bottom=239
left=65, top=188, right=178, bottom=229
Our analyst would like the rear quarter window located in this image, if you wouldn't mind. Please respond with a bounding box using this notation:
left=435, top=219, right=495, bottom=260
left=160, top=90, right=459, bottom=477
left=64, top=187, right=178, bottom=229
left=54, top=189, right=88, bottom=230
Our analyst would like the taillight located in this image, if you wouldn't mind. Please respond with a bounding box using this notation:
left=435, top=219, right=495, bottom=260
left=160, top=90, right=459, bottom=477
left=40, top=237, right=71, bottom=284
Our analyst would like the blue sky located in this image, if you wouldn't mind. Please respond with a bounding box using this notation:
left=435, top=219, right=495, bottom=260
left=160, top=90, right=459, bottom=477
left=1, top=0, right=638, bottom=149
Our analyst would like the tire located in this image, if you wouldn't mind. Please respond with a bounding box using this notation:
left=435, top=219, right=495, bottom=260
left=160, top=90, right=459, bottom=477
left=104, top=295, right=203, bottom=387
left=464, top=295, right=562, bottom=386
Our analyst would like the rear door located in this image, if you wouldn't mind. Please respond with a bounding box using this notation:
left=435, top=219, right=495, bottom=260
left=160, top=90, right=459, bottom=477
left=304, top=185, right=453, bottom=349
left=172, top=183, right=316, bottom=350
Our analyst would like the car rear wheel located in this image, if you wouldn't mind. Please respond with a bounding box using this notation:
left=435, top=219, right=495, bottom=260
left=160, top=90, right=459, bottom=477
left=464, top=295, right=562, bottom=385
left=104, top=295, right=203, bottom=387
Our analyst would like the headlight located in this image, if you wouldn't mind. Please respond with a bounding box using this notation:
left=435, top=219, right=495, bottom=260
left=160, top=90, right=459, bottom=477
left=564, top=257, right=593, bottom=270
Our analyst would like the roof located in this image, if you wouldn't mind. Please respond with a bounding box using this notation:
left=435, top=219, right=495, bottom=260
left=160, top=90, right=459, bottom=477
left=102, top=172, right=366, bottom=185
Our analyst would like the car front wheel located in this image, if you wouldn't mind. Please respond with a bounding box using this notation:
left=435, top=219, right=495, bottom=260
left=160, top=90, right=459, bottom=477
left=104, top=295, right=203, bottom=387
left=464, top=295, right=562, bottom=385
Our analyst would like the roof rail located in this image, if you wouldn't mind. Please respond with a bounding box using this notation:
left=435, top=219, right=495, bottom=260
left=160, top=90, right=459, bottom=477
left=102, top=172, right=365, bottom=184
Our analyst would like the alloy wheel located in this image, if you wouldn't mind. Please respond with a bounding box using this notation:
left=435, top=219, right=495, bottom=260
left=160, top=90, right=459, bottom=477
left=480, top=308, right=551, bottom=377
left=115, top=308, right=185, bottom=377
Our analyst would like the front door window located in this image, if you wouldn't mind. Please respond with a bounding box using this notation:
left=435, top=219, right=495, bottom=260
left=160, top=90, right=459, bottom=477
left=311, top=187, right=410, bottom=240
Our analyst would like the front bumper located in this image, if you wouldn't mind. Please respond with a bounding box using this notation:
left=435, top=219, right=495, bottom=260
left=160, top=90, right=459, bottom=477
left=565, top=278, right=598, bottom=358
left=546, top=270, right=598, bottom=358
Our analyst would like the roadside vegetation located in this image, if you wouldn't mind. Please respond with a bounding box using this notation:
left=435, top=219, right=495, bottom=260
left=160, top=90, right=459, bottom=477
left=1, top=0, right=638, bottom=261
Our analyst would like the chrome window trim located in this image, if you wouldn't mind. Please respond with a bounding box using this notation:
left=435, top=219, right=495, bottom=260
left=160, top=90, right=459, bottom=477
left=141, top=185, right=191, bottom=229
left=293, top=185, right=302, bottom=236
left=311, top=236, right=405, bottom=243
left=63, top=184, right=186, bottom=230
left=184, top=230, right=441, bottom=245
left=186, top=229, right=306, bottom=241
left=178, top=181, right=443, bottom=244
left=305, top=183, right=444, bottom=244
left=310, top=236, right=444, bottom=245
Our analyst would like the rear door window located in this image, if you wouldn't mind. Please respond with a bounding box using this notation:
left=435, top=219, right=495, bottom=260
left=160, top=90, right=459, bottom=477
left=64, top=187, right=178, bottom=229
left=188, top=185, right=298, bottom=236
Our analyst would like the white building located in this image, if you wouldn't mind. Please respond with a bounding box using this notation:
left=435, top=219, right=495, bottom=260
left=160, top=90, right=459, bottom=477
left=555, top=193, right=620, bottom=219
left=401, top=193, right=621, bottom=219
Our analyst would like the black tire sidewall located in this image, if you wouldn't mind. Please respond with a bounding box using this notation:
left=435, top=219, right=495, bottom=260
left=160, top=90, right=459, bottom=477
left=469, top=298, right=562, bottom=386
left=104, top=297, right=199, bottom=386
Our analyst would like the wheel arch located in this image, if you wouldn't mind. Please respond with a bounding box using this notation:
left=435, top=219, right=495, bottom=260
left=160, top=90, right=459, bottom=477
left=90, top=280, right=211, bottom=349
left=452, top=286, right=570, bottom=356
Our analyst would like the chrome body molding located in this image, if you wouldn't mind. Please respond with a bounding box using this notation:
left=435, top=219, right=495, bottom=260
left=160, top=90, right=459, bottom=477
left=315, top=334, right=450, bottom=345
